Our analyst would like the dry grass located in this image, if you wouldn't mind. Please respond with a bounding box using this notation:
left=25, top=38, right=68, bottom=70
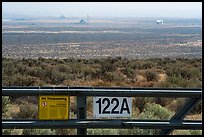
left=7, top=104, right=20, bottom=117
left=158, top=73, right=167, bottom=82
left=185, top=113, right=202, bottom=120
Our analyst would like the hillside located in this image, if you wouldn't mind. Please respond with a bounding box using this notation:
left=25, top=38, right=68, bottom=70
left=2, top=57, right=202, bottom=135
left=2, top=57, right=202, bottom=87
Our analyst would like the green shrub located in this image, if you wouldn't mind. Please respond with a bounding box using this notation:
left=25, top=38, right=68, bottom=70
left=144, top=70, right=158, bottom=81
left=101, top=62, right=117, bottom=73
left=57, top=64, right=70, bottom=73
left=9, top=74, right=37, bottom=86
left=141, top=62, right=154, bottom=69
left=54, top=129, right=77, bottom=135
left=123, top=67, right=134, bottom=78
left=2, top=129, right=14, bottom=135
left=164, top=75, right=189, bottom=87
left=50, top=68, right=66, bottom=84
left=2, top=58, right=202, bottom=88
left=2, top=128, right=22, bottom=135
left=87, top=129, right=119, bottom=135
left=9, top=129, right=23, bottom=135
left=12, top=102, right=38, bottom=119
left=179, top=68, right=193, bottom=80
left=117, top=129, right=133, bottom=135
left=2, top=96, right=11, bottom=118
left=173, top=130, right=202, bottom=135
left=189, top=130, right=202, bottom=135
left=187, top=78, right=202, bottom=88
left=131, top=127, right=160, bottom=135
left=104, top=72, right=113, bottom=82
left=132, top=103, right=174, bottom=135
left=22, top=129, right=56, bottom=135
left=140, top=103, right=174, bottom=120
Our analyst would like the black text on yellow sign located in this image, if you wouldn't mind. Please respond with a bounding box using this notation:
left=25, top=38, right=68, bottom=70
left=39, top=96, right=69, bottom=120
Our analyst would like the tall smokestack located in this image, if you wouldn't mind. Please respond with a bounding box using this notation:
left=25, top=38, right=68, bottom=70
left=87, top=14, right=89, bottom=24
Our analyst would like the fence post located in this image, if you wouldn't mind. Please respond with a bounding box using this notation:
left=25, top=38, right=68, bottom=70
left=77, top=96, right=87, bottom=135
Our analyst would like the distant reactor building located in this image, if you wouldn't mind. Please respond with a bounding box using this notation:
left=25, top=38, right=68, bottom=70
left=79, top=19, right=87, bottom=24
left=78, top=15, right=89, bottom=24
left=156, top=20, right=163, bottom=24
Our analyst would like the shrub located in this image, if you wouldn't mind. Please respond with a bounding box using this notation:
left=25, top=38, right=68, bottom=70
left=117, top=129, right=133, bottom=135
left=140, top=103, right=174, bottom=120
left=132, top=103, right=174, bottom=135
left=11, top=96, right=38, bottom=105
left=165, top=75, right=189, bottom=87
left=87, top=129, right=119, bottom=135
left=101, top=62, right=117, bottom=73
left=189, top=130, right=202, bottom=135
left=54, top=128, right=76, bottom=135
left=104, top=72, right=113, bottom=82
left=189, top=100, right=202, bottom=114
left=152, top=98, right=174, bottom=107
left=112, top=71, right=126, bottom=82
left=179, top=68, right=193, bottom=80
left=131, top=127, right=160, bottom=135
left=57, top=64, right=70, bottom=73
left=144, top=70, right=158, bottom=81
left=123, top=67, right=134, bottom=78
left=49, top=68, right=65, bottom=84
left=9, top=129, right=22, bottom=135
left=2, top=129, right=14, bottom=135
left=166, top=98, right=186, bottom=112
left=141, top=62, right=154, bottom=69
left=173, top=130, right=202, bottom=135
left=22, top=129, right=56, bottom=135
left=2, top=96, right=11, bottom=118
left=187, top=78, right=202, bottom=88
left=134, top=97, right=147, bottom=113
left=12, top=102, right=38, bottom=119
left=9, top=74, right=37, bottom=86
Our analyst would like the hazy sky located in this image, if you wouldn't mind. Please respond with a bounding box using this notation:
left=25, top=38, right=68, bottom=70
left=2, top=2, right=202, bottom=18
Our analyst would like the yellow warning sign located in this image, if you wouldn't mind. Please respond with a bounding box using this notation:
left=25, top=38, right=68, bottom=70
left=39, top=96, right=69, bottom=120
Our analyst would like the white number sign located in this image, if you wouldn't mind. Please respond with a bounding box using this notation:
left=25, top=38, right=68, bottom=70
left=93, top=97, right=132, bottom=118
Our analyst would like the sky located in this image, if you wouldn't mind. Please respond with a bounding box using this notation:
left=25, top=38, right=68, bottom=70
left=2, top=2, right=202, bottom=18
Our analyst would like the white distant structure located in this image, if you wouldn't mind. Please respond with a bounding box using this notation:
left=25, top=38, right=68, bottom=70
left=156, top=20, right=163, bottom=24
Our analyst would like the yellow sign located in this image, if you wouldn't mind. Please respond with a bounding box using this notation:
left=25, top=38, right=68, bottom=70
left=39, top=96, right=69, bottom=120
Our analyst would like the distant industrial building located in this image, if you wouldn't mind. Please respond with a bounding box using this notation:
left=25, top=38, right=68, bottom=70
left=79, top=15, right=89, bottom=24
left=79, top=19, right=87, bottom=24
left=156, top=20, right=163, bottom=24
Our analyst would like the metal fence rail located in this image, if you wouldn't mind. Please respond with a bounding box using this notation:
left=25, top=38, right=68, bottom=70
left=2, top=119, right=202, bottom=129
left=2, top=86, right=202, bottom=135
left=2, top=86, right=201, bottom=97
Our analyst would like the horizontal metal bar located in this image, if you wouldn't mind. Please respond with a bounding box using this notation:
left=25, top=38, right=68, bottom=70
left=2, top=87, right=202, bottom=98
left=2, top=119, right=202, bottom=129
